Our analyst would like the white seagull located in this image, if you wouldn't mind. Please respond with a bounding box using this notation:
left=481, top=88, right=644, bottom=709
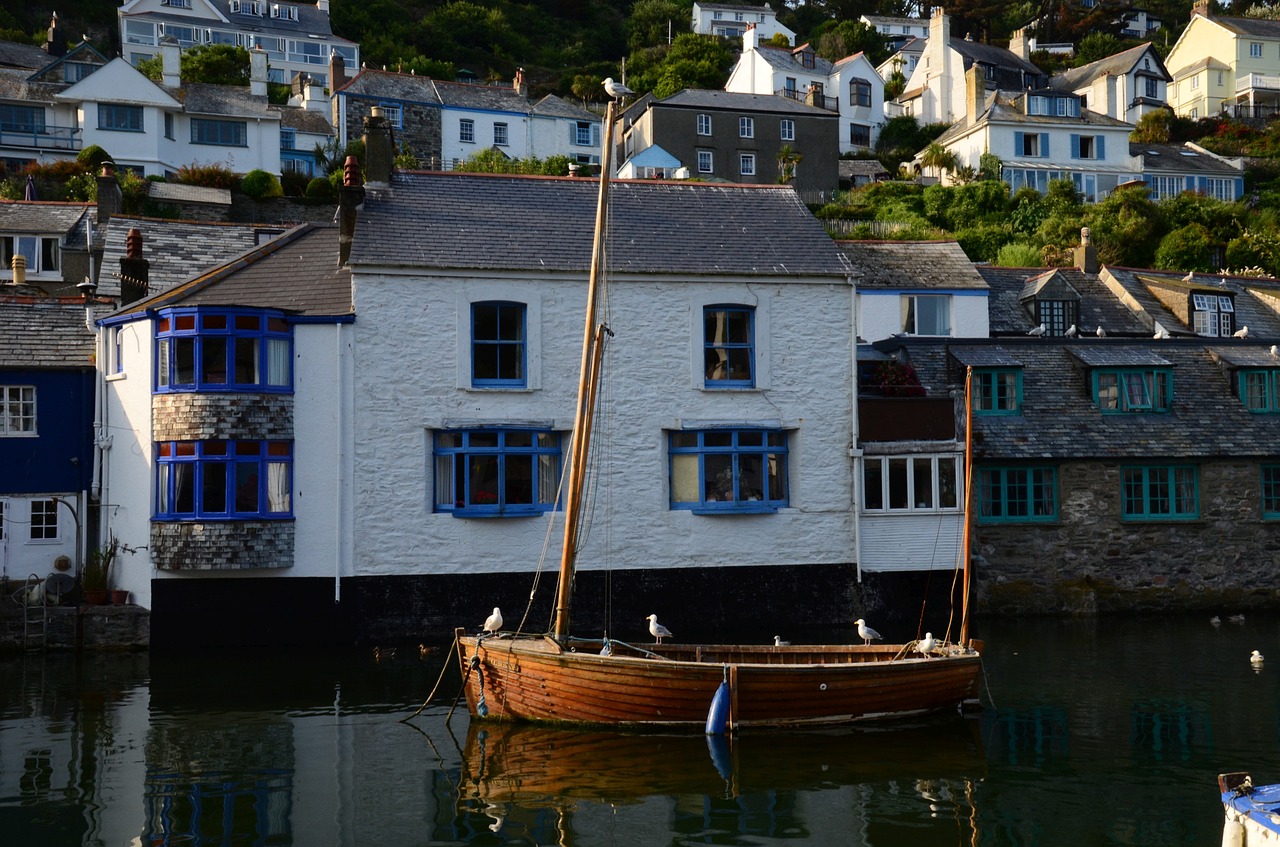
left=854, top=618, right=882, bottom=646
left=603, top=77, right=634, bottom=99
left=1234, top=325, right=1250, bottom=339
left=1065, top=324, right=1078, bottom=338
left=917, top=632, right=937, bottom=656
left=1270, top=345, right=1278, bottom=358
left=1154, top=328, right=1170, bottom=339
left=1210, top=615, right=1222, bottom=626
left=1096, top=325, right=1106, bottom=337
left=1027, top=323, right=1047, bottom=337
left=774, top=635, right=791, bottom=647
left=1183, top=270, right=1195, bottom=283
left=1252, top=650, right=1266, bottom=666
left=483, top=606, right=503, bottom=634
left=646, top=614, right=673, bottom=644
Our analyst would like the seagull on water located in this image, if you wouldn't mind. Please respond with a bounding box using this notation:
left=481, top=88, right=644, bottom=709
left=646, top=614, right=673, bottom=644
left=774, top=635, right=791, bottom=647
left=1234, top=325, right=1250, bottom=339
left=1253, top=650, right=1266, bottom=666
left=1230, top=613, right=1247, bottom=623
left=917, top=632, right=937, bottom=656
left=483, top=606, right=503, bottom=635
left=603, top=77, right=634, bottom=99
left=1027, top=323, right=1047, bottom=337
left=1210, top=615, right=1222, bottom=626
left=1065, top=324, right=1078, bottom=338
left=854, top=618, right=882, bottom=646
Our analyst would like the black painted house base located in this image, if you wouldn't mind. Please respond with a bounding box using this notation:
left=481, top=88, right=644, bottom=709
left=149, top=564, right=970, bottom=648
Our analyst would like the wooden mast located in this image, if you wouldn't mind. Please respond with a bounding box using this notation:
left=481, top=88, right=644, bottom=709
left=959, top=366, right=974, bottom=645
left=553, top=99, right=617, bottom=640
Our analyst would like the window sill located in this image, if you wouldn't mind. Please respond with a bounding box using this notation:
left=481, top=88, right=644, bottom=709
left=465, top=385, right=534, bottom=393
left=449, top=509, right=548, bottom=519
left=688, top=505, right=780, bottom=515
left=153, top=515, right=295, bottom=521
left=98, top=127, right=144, bottom=133
left=0, top=432, right=38, bottom=438
left=1119, top=516, right=1202, bottom=524
left=106, top=372, right=127, bottom=382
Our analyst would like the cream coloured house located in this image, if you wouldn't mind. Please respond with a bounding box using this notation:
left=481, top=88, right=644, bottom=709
left=1165, top=0, right=1280, bottom=119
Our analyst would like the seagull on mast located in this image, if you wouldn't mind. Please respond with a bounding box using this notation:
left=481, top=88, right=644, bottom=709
left=646, top=614, right=673, bottom=644
left=854, top=618, right=882, bottom=646
left=603, top=77, right=634, bottom=99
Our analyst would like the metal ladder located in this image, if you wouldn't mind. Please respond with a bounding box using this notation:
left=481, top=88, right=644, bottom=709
left=19, top=573, right=48, bottom=649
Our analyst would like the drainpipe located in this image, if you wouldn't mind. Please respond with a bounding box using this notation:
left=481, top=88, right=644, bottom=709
left=334, top=321, right=348, bottom=602
left=849, top=274, right=863, bottom=583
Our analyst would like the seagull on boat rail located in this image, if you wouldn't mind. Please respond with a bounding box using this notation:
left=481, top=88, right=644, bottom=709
left=854, top=618, right=882, bottom=646
left=774, top=635, right=791, bottom=646
left=483, top=607, right=503, bottom=635
left=646, top=614, right=673, bottom=644
left=917, top=632, right=938, bottom=656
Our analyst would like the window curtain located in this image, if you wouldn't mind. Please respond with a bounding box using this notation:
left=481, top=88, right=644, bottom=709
left=267, top=462, right=290, bottom=512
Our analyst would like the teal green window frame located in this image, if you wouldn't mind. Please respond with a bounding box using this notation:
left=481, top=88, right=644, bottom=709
left=1239, top=369, right=1280, bottom=412
left=973, top=368, right=1022, bottom=415
left=1121, top=465, right=1197, bottom=520
left=1094, top=368, right=1171, bottom=413
left=977, top=466, right=1057, bottom=522
left=1263, top=465, right=1280, bottom=519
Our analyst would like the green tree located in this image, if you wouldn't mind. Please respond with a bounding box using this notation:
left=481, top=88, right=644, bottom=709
left=812, top=19, right=891, bottom=65
left=994, top=242, right=1045, bottom=267
left=920, top=142, right=958, bottom=180
left=627, top=32, right=735, bottom=97
left=1131, top=108, right=1173, bottom=143
left=138, top=44, right=251, bottom=86
left=627, top=0, right=687, bottom=52
left=1082, top=184, right=1163, bottom=267
left=1075, top=33, right=1129, bottom=66
left=777, top=145, right=803, bottom=184
left=1153, top=222, right=1214, bottom=271
left=240, top=169, right=282, bottom=200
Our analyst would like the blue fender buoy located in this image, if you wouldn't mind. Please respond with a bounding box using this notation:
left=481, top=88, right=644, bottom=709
left=706, top=680, right=730, bottom=735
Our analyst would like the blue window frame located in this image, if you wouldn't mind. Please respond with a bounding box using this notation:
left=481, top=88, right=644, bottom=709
left=99, top=103, right=142, bottom=132
left=471, top=301, right=526, bottom=387
left=974, top=368, right=1021, bottom=414
left=1094, top=368, right=1171, bottom=413
left=1121, top=465, right=1197, bottom=520
left=191, top=118, right=247, bottom=146
left=977, top=467, right=1057, bottom=522
left=0, top=104, right=45, bottom=134
left=1263, top=465, right=1280, bottom=519
left=433, top=429, right=560, bottom=516
left=156, top=440, right=293, bottom=519
left=1239, top=369, right=1280, bottom=412
left=670, top=428, right=788, bottom=513
left=155, top=309, right=292, bottom=393
left=704, top=305, right=754, bottom=387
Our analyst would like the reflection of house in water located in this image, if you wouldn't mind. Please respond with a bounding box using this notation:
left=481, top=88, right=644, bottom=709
left=982, top=705, right=1070, bottom=765
left=1130, top=698, right=1213, bottom=761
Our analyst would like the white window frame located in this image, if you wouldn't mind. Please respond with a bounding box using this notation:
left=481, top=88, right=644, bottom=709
left=780, top=119, right=794, bottom=141
left=900, top=294, right=951, bottom=336
left=459, top=118, right=475, bottom=143
left=739, top=116, right=754, bottom=138
left=29, top=498, right=58, bottom=541
left=0, top=385, right=35, bottom=435
left=697, top=149, right=713, bottom=173
left=494, top=122, right=508, bottom=146
left=739, top=153, right=755, bottom=176
left=696, top=113, right=712, bottom=136
left=862, top=454, right=963, bottom=512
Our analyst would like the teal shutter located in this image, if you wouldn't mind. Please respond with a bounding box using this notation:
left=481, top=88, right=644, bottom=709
left=1039, top=133, right=1049, bottom=158
left=1070, top=134, right=1080, bottom=158
left=1096, top=135, right=1105, bottom=159
left=1235, top=177, right=1244, bottom=198
left=1014, top=131, right=1023, bottom=156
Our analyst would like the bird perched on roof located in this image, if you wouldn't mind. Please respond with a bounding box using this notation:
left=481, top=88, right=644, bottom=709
left=1183, top=270, right=1195, bottom=283
left=603, top=77, right=634, bottom=99
left=483, top=606, right=503, bottom=635
left=1096, top=325, right=1107, bottom=337
left=1234, top=325, right=1250, bottom=339
left=1065, top=324, right=1078, bottom=338
left=917, top=632, right=937, bottom=656
left=1154, top=328, right=1170, bottom=339
left=1027, top=323, right=1047, bottom=337
left=774, top=635, right=791, bottom=647
left=1271, top=345, right=1279, bottom=358
left=1252, top=650, right=1265, bottom=667
left=854, top=618, right=882, bottom=646
left=646, top=614, right=673, bottom=644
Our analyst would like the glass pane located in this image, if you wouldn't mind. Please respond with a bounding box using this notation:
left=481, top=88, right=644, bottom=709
left=435, top=454, right=454, bottom=506
left=158, top=339, right=170, bottom=387
left=864, top=461, right=883, bottom=510
left=737, top=431, right=763, bottom=447
left=473, top=345, right=499, bottom=381
left=888, top=458, right=908, bottom=509
left=672, top=454, right=699, bottom=502
left=437, top=432, right=459, bottom=449
left=470, top=432, right=498, bottom=448
left=235, top=462, right=258, bottom=512
left=203, top=314, right=227, bottom=330
left=704, top=432, right=732, bottom=448
left=203, top=462, right=228, bottom=513
left=705, top=455, right=734, bottom=501
left=1097, top=373, right=1118, bottom=409
left=174, top=338, right=195, bottom=384
left=767, top=453, right=787, bottom=502
left=469, top=455, right=499, bottom=505
left=174, top=464, right=194, bottom=513
left=496, top=343, right=523, bottom=381
left=473, top=304, right=499, bottom=340
left=505, top=431, right=532, bottom=448
left=504, top=455, right=533, bottom=505
left=236, top=315, right=259, bottom=330
left=978, top=471, right=997, bottom=518
left=725, top=348, right=753, bottom=382
left=235, top=338, right=259, bottom=385
left=538, top=454, right=558, bottom=505
left=267, top=338, right=289, bottom=385
left=201, top=337, right=228, bottom=384
left=912, top=459, right=934, bottom=508
left=739, top=454, right=763, bottom=501
left=158, top=464, right=171, bottom=512
left=671, top=432, right=697, bottom=449
left=939, top=459, right=957, bottom=508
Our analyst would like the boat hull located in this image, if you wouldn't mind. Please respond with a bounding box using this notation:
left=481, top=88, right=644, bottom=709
left=455, top=631, right=983, bottom=729
left=1221, top=773, right=1280, bottom=846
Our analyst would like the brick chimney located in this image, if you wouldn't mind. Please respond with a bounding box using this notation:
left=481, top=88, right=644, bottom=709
left=44, top=12, right=66, bottom=57
left=337, top=156, right=363, bottom=268
left=329, top=50, right=346, bottom=91
left=1192, top=0, right=1211, bottom=17
left=1075, top=227, right=1099, bottom=274
left=1009, top=27, right=1029, bottom=61
left=160, top=35, right=180, bottom=87
left=514, top=67, right=526, bottom=97
left=363, top=107, right=392, bottom=186
left=965, top=64, right=983, bottom=122
left=250, top=46, right=268, bottom=97
left=96, top=163, right=121, bottom=225
left=119, top=228, right=150, bottom=306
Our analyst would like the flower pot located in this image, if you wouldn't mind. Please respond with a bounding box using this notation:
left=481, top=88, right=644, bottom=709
left=110, top=589, right=129, bottom=605
left=83, top=589, right=108, bottom=605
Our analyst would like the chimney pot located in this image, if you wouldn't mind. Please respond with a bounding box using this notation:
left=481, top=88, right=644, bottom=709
left=126, top=227, right=143, bottom=259
left=11, top=254, right=26, bottom=285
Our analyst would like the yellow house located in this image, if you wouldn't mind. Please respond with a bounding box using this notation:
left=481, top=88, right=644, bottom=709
left=1166, top=0, right=1280, bottom=119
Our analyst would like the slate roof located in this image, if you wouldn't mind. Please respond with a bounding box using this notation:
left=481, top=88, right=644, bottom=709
left=754, top=45, right=835, bottom=78
left=653, top=88, right=837, bottom=116
left=697, top=2, right=776, bottom=12
left=933, top=90, right=1135, bottom=151
left=0, top=40, right=58, bottom=71
left=337, top=68, right=441, bottom=103
left=0, top=66, right=71, bottom=103
left=531, top=93, right=598, bottom=121
left=886, top=337, right=1280, bottom=459
left=166, top=82, right=275, bottom=119
left=146, top=183, right=233, bottom=206
left=352, top=172, right=851, bottom=278
left=1208, top=13, right=1280, bottom=39
left=120, top=5, right=349, bottom=42
left=272, top=104, right=334, bottom=135
left=978, top=266, right=1151, bottom=336
left=117, top=223, right=352, bottom=317
left=98, top=216, right=292, bottom=299
left=433, top=78, right=529, bottom=112
left=837, top=240, right=988, bottom=290
left=951, top=38, right=1046, bottom=86
left=0, top=201, right=91, bottom=235
left=1051, top=43, right=1169, bottom=92
left=839, top=159, right=889, bottom=180
left=0, top=298, right=96, bottom=367
left=1103, top=267, right=1280, bottom=339
left=1134, top=143, right=1242, bottom=176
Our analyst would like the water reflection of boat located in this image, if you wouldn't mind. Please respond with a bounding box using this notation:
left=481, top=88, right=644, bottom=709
left=456, top=716, right=988, bottom=810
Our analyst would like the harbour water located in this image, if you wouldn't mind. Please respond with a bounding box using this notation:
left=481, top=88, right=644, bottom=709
left=2, top=612, right=1278, bottom=846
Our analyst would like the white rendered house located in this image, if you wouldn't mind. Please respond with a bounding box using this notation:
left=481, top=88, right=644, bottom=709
left=1049, top=42, right=1171, bottom=124
left=692, top=2, right=794, bottom=44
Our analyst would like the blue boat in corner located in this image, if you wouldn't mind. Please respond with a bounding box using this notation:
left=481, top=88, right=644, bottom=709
left=1220, top=772, right=1280, bottom=846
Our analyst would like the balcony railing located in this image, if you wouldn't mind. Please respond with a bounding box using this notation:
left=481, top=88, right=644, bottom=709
left=1237, top=72, right=1280, bottom=93
left=775, top=87, right=838, bottom=113
left=0, top=125, right=81, bottom=151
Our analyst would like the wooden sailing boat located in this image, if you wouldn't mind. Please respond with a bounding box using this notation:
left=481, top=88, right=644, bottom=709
left=453, top=100, right=982, bottom=730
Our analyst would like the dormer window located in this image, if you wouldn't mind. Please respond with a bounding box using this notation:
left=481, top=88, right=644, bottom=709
left=1240, top=368, right=1280, bottom=412
left=799, top=50, right=815, bottom=69
left=0, top=235, right=60, bottom=277
left=1035, top=299, right=1078, bottom=336
left=1191, top=292, right=1234, bottom=337
left=973, top=368, right=1022, bottom=414
left=1094, top=368, right=1172, bottom=413
left=270, top=3, right=298, bottom=20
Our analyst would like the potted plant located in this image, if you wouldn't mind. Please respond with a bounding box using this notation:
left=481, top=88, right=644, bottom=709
left=874, top=360, right=926, bottom=397
left=82, top=545, right=111, bottom=605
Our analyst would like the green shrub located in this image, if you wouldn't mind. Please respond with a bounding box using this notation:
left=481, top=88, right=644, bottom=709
left=305, top=177, right=334, bottom=200
left=280, top=170, right=310, bottom=197
left=240, top=169, right=282, bottom=200
left=175, top=162, right=238, bottom=189
left=994, top=242, right=1044, bottom=267
left=77, top=145, right=113, bottom=172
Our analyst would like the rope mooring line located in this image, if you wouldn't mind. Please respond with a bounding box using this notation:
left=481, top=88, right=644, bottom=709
left=400, top=632, right=460, bottom=722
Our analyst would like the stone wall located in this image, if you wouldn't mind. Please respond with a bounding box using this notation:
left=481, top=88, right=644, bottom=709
left=152, top=520, right=295, bottom=570
left=0, top=603, right=149, bottom=653
left=343, top=96, right=443, bottom=170
left=153, top=394, right=293, bottom=440
left=974, top=459, right=1280, bottom=614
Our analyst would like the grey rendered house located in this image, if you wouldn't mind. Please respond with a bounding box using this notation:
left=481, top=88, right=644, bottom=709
left=617, top=89, right=838, bottom=194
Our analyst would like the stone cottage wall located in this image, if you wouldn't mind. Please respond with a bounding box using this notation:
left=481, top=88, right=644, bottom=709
left=974, top=459, right=1280, bottom=614
left=344, top=96, right=443, bottom=170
